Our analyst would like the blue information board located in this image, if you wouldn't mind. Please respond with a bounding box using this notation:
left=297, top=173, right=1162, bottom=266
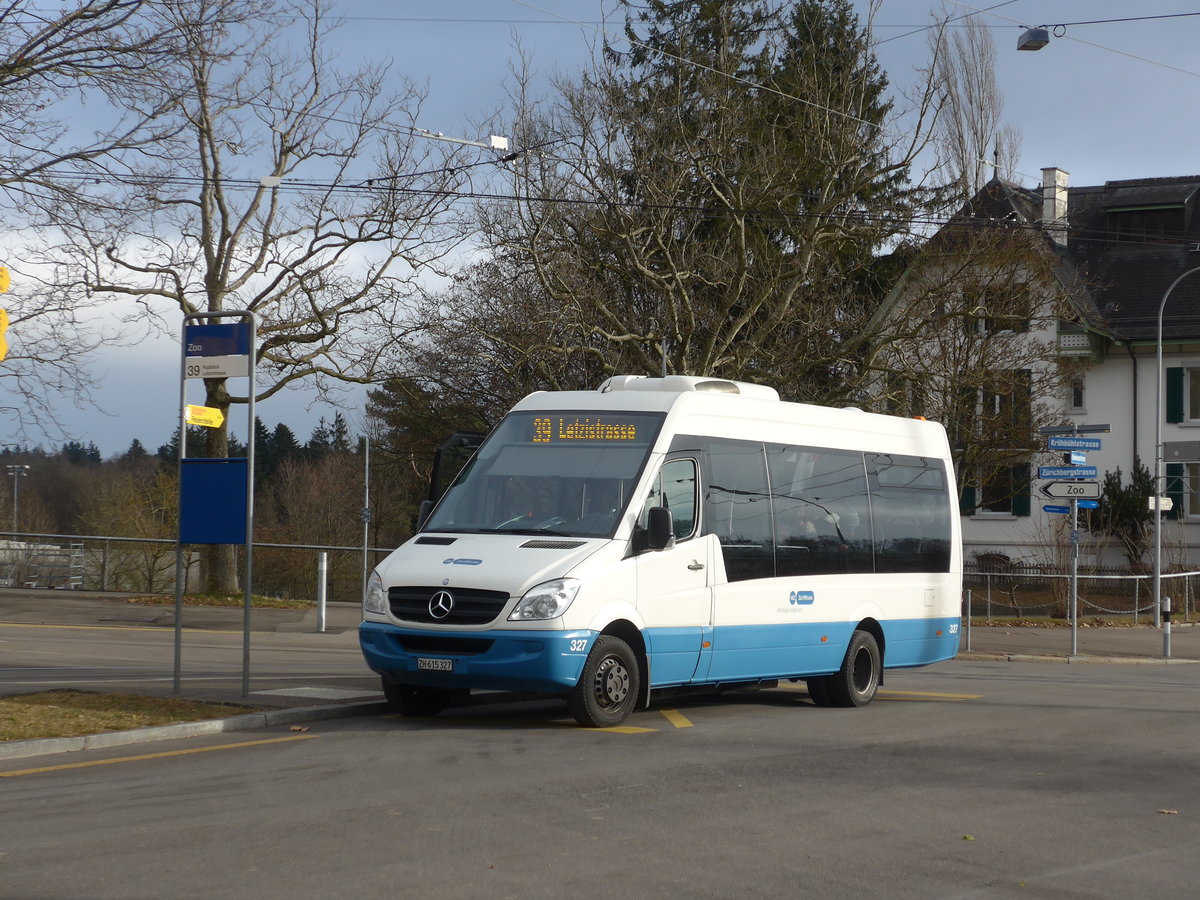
left=179, top=457, right=248, bottom=544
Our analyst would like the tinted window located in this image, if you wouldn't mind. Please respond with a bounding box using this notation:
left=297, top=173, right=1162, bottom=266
left=640, top=458, right=698, bottom=540
left=867, top=454, right=952, bottom=573
left=703, top=439, right=773, bottom=581
left=767, top=444, right=873, bottom=576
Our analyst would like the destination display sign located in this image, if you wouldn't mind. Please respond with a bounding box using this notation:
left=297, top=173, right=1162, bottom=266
left=532, top=415, right=642, bottom=443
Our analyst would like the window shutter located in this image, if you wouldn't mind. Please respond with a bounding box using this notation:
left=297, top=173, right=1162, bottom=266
left=959, top=484, right=976, bottom=515
left=1166, top=368, right=1185, bottom=423
left=1012, top=463, right=1032, bottom=517
left=1166, top=463, right=1184, bottom=520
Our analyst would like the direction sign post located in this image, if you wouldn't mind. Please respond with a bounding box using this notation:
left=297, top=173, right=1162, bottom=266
left=1039, top=424, right=1111, bottom=657
left=1039, top=480, right=1101, bottom=500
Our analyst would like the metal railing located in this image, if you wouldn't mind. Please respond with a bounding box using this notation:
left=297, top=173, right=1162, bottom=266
left=0, top=531, right=397, bottom=604
left=964, top=563, right=1198, bottom=623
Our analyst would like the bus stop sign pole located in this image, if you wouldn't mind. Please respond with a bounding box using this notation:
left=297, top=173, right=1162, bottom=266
left=174, top=311, right=257, bottom=696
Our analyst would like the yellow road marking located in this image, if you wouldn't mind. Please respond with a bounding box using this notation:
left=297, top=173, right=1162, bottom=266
left=877, top=689, right=981, bottom=701
left=659, top=708, right=694, bottom=728
left=0, top=734, right=317, bottom=778
left=389, top=714, right=655, bottom=733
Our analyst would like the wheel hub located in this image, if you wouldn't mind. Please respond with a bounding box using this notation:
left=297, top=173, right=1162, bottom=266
left=595, top=657, right=630, bottom=707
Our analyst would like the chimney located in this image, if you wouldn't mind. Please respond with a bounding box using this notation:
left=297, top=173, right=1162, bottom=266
left=1041, top=167, right=1069, bottom=247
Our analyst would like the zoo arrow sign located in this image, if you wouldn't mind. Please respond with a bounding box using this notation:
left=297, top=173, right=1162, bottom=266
left=1039, top=480, right=1101, bottom=500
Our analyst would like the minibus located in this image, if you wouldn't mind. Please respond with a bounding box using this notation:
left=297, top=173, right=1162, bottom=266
left=360, top=375, right=961, bottom=726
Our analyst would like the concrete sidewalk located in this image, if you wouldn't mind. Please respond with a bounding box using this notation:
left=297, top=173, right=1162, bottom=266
left=958, top=620, right=1200, bottom=662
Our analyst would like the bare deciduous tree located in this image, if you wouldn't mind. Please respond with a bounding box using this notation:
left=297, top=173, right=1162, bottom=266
left=926, top=12, right=1022, bottom=199
left=0, top=0, right=191, bottom=440
left=39, top=0, right=473, bottom=590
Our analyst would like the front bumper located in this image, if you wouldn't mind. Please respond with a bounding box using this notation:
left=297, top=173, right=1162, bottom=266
left=359, top=621, right=595, bottom=694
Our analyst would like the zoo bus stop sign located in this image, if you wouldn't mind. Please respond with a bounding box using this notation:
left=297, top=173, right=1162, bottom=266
left=184, top=322, right=251, bottom=379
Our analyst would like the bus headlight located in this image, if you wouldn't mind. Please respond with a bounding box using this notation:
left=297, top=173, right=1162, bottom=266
left=508, top=578, right=581, bottom=621
left=364, top=570, right=387, bottom=616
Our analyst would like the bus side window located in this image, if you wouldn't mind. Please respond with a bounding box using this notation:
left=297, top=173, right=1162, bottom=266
left=641, top=459, right=697, bottom=540
left=703, top=440, right=773, bottom=581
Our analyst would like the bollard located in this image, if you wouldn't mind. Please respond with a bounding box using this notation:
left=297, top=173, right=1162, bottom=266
left=1163, top=595, right=1171, bottom=659
left=316, top=551, right=327, bottom=634
left=964, top=589, right=971, bottom=652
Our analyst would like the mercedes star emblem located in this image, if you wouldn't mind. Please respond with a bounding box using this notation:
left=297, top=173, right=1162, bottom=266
left=428, top=590, right=455, bottom=619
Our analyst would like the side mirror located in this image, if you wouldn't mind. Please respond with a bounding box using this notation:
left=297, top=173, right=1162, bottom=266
left=646, top=506, right=675, bottom=551
left=416, top=499, right=434, bottom=530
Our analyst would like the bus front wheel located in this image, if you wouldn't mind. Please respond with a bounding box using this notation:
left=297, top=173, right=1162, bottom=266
left=568, top=635, right=640, bottom=727
left=827, top=629, right=881, bottom=708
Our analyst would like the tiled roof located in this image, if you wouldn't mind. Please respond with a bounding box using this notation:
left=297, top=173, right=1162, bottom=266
left=1064, top=176, right=1200, bottom=342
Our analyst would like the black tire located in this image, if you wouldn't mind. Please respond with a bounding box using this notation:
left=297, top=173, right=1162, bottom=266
left=382, top=678, right=453, bottom=717
left=567, top=635, right=640, bottom=727
left=806, top=676, right=834, bottom=707
left=826, top=629, right=881, bottom=708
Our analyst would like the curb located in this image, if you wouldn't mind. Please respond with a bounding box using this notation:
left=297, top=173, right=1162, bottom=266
left=0, top=700, right=390, bottom=763
left=956, top=651, right=1200, bottom=665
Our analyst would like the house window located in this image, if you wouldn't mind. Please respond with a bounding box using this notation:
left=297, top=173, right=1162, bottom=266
left=961, top=290, right=1032, bottom=337
left=1165, top=367, right=1200, bottom=423
left=959, top=370, right=1033, bottom=518
left=1067, top=375, right=1085, bottom=413
left=1110, top=206, right=1185, bottom=244
left=883, top=374, right=928, bottom=418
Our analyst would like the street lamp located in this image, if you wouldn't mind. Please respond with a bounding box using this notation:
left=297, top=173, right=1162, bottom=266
left=1154, top=265, right=1200, bottom=655
left=6, top=463, right=28, bottom=534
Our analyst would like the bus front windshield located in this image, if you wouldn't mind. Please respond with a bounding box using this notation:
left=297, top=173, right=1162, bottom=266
left=423, top=411, right=665, bottom=538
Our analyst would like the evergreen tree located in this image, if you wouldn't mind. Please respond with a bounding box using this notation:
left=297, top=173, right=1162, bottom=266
left=271, top=423, right=302, bottom=461
left=330, top=412, right=352, bottom=453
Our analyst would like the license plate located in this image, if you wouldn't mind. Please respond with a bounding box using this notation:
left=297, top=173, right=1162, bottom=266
left=416, top=657, right=453, bottom=672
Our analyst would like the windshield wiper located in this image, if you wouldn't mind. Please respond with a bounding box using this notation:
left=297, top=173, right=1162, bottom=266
left=493, top=527, right=577, bottom=537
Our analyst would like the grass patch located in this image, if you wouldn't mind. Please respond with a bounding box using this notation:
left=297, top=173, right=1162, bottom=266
left=0, top=690, right=266, bottom=742
left=125, top=593, right=311, bottom=610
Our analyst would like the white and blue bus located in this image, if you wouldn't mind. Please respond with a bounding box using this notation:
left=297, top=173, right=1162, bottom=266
left=360, top=375, right=962, bottom=726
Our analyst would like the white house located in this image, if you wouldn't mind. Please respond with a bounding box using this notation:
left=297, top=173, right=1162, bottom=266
left=882, top=167, right=1200, bottom=571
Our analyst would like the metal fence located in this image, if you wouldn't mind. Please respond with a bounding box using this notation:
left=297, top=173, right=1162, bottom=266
left=964, top=563, right=1198, bottom=623
left=5, top=531, right=1196, bottom=620
left=0, top=531, right=394, bottom=604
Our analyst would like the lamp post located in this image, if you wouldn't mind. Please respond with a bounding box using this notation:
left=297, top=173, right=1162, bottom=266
left=6, top=463, right=28, bottom=534
left=1153, top=266, right=1200, bottom=656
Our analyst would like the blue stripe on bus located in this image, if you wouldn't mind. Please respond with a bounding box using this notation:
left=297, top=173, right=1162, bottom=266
left=646, top=617, right=960, bottom=687
left=361, top=616, right=960, bottom=694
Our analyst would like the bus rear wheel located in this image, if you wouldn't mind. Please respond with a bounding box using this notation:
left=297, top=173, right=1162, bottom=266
left=382, top=678, right=453, bottom=717
left=568, top=635, right=640, bottom=727
left=827, top=629, right=881, bottom=708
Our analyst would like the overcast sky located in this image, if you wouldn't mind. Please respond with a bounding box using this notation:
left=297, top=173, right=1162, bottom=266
left=21, top=0, right=1200, bottom=456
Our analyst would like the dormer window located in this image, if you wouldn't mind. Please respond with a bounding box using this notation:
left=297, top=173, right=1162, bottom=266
left=1108, top=205, right=1185, bottom=243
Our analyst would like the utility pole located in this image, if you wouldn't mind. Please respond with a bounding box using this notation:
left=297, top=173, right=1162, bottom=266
left=6, top=464, right=29, bottom=534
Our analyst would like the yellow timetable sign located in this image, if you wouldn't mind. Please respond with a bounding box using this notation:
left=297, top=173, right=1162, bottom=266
left=186, top=404, right=225, bottom=428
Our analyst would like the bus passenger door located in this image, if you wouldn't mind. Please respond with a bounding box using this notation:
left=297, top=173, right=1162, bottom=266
left=634, top=458, right=713, bottom=687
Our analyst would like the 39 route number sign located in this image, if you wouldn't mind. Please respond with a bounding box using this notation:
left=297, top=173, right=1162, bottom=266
left=184, top=322, right=251, bottom=379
